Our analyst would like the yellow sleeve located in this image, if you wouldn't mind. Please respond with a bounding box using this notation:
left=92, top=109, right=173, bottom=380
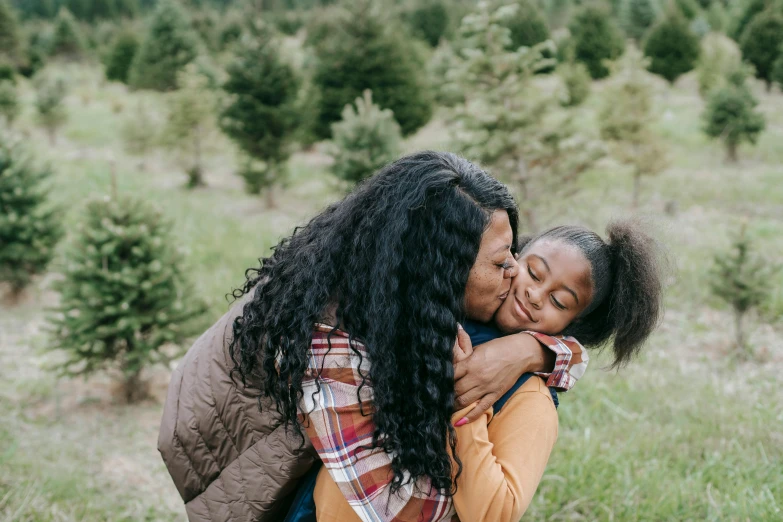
left=451, top=376, right=558, bottom=522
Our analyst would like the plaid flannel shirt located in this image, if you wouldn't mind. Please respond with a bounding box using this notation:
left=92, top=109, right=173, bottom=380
left=298, top=324, right=587, bottom=522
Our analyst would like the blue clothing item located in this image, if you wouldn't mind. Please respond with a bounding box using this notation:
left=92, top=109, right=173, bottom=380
left=462, top=320, right=559, bottom=409
left=283, top=322, right=557, bottom=521
left=283, top=461, right=321, bottom=522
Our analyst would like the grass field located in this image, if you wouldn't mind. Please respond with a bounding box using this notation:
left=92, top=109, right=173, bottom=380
left=1, top=62, right=781, bottom=521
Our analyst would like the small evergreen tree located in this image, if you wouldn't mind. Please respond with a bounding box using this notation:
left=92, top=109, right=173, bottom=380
left=558, top=61, right=591, bottom=107
left=448, top=2, right=604, bottom=231
left=702, top=71, right=765, bottom=162
left=311, top=1, right=433, bottom=139
left=624, top=0, right=657, bottom=41
left=739, top=11, right=783, bottom=90
left=709, top=224, right=779, bottom=355
left=164, top=64, right=218, bottom=188
left=569, top=5, right=625, bottom=79
left=429, top=40, right=463, bottom=107
left=220, top=26, right=299, bottom=205
left=643, top=12, right=700, bottom=84
left=696, top=32, right=743, bottom=97
left=404, top=0, right=450, bottom=47
left=730, top=0, right=767, bottom=41
left=128, top=0, right=200, bottom=91
left=121, top=100, right=158, bottom=169
left=0, top=0, right=22, bottom=65
left=503, top=0, right=551, bottom=50
left=0, top=80, right=19, bottom=125
left=105, top=30, right=139, bottom=84
left=705, top=2, right=729, bottom=33
left=328, top=90, right=401, bottom=186
left=47, top=194, right=206, bottom=403
left=50, top=7, right=85, bottom=59
left=34, top=74, right=68, bottom=145
left=0, top=135, right=62, bottom=297
left=772, top=47, right=783, bottom=90
left=599, top=47, right=667, bottom=208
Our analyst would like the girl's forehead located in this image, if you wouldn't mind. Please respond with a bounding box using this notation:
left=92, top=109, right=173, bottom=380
left=524, top=240, right=593, bottom=288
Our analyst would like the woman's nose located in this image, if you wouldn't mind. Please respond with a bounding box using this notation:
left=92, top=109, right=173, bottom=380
left=504, top=257, right=519, bottom=278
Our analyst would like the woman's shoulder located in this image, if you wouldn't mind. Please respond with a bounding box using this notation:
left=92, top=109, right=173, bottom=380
left=308, top=325, right=371, bottom=381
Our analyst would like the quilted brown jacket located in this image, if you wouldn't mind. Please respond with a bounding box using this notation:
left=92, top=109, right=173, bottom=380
left=158, top=291, right=317, bottom=521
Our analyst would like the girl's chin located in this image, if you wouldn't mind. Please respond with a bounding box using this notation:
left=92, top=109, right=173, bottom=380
left=495, top=310, right=530, bottom=334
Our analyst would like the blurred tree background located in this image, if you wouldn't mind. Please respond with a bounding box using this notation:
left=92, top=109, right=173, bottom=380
left=1, top=0, right=782, bottom=519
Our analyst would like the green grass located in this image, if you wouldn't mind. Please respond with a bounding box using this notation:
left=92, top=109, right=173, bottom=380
left=1, top=62, right=782, bottom=521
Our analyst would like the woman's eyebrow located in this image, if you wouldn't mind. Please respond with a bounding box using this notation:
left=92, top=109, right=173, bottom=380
left=493, top=244, right=512, bottom=255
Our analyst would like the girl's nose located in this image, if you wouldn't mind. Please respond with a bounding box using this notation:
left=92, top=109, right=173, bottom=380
left=525, top=288, right=542, bottom=309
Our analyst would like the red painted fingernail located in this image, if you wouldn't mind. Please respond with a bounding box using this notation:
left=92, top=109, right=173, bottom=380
left=454, top=417, right=468, bottom=427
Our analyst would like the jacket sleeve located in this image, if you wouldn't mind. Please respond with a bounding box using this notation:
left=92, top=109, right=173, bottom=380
left=451, top=376, right=558, bottom=522
left=525, top=332, right=589, bottom=392
left=299, top=333, right=454, bottom=522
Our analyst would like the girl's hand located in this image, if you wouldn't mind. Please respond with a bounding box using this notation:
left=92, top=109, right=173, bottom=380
left=452, top=323, right=473, bottom=365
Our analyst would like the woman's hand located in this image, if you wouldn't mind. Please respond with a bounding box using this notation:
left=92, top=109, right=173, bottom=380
left=452, top=323, right=473, bottom=364
left=453, top=333, right=554, bottom=423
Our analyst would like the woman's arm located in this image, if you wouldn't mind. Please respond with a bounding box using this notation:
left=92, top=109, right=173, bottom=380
left=451, top=376, right=558, bottom=522
left=454, top=332, right=587, bottom=423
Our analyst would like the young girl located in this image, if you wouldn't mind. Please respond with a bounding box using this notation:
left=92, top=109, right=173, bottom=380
left=300, top=219, right=665, bottom=522
left=450, top=219, right=665, bottom=522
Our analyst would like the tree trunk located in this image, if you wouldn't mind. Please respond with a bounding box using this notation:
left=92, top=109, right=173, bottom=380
left=122, top=367, right=148, bottom=404
left=726, top=141, right=738, bottom=163
left=264, top=185, right=277, bottom=209
left=632, top=170, right=641, bottom=209
left=47, top=127, right=56, bottom=146
left=734, top=309, right=745, bottom=354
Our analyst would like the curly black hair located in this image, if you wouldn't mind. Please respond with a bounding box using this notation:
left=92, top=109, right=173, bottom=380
left=228, top=151, right=518, bottom=494
left=517, top=220, right=666, bottom=368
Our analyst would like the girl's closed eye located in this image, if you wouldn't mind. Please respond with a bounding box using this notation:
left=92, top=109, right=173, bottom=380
left=527, top=266, right=539, bottom=281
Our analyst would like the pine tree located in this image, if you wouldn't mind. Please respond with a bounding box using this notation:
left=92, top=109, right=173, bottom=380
left=448, top=2, right=604, bottom=231
left=503, top=0, right=550, bottom=50
left=0, top=80, right=19, bottom=124
left=624, top=0, right=657, bottom=41
left=773, top=47, right=783, bottom=90
left=50, top=7, right=85, bottom=59
left=47, top=194, right=206, bottom=403
left=702, top=72, right=765, bottom=163
left=709, top=224, right=779, bottom=355
left=730, top=0, right=767, bottom=41
left=164, top=64, right=218, bottom=188
left=558, top=61, right=591, bottom=107
left=0, top=0, right=21, bottom=65
left=643, top=12, right=700, bottom=84
left=121, top=100, right=159, bottom=169
left=128, top=0, right=200, bottom=91
left=739, top=11, right=783, bottom=90
left=696, top=32, right=743, bottom=98
left=220, top=25, right=299, bottom=204
left=599, top=47, right=667, bottom=208
left=404, top=0, right=450, bottom=47
left=0, top=135, right=62, bottom=297
left=105, top=30, right=139, bottom=84
left=311, top=1, right=433, bottom=139
left=328, top=90, right=401, bottom=186
left=34, top=74, right=68, bottom=145
left=569, top=5, right=625, bottom=79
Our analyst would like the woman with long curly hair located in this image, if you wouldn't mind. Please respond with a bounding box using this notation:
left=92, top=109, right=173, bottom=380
left=158, top=151, right=583, bottom=522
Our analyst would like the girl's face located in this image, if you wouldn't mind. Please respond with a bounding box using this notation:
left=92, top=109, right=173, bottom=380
left=464, top=210, right=520, bottom=323
left=495, top=239, right=594, bottom=335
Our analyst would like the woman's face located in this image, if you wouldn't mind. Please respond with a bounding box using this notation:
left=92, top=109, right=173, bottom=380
left=495, top=239, right=593, bottom=335
left=464, top=210, right=519, bottom=322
